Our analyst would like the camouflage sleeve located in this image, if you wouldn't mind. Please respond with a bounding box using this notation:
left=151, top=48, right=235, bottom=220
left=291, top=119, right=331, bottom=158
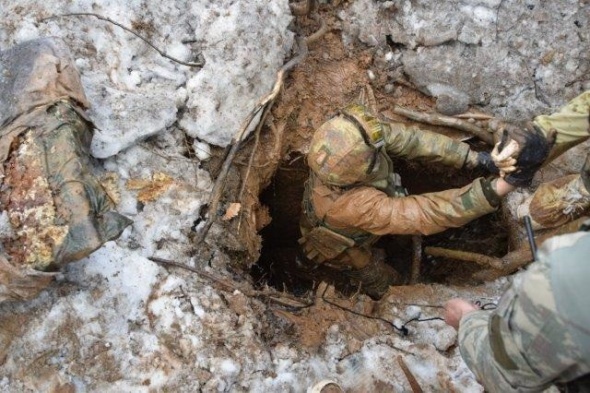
left=534, top=91, right=590, bottom=146
left=534, top=90, right=590, bottom=160
left=383, top=122, right=472, bottom=169
left=322, top=177, right=496, bottom=236
left=458, top=259, right=586, bottom=392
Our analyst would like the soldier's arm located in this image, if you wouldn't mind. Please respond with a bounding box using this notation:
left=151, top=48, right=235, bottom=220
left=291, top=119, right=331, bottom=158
left=322, top=177, right=512, bottom=236
left=383, top=122, right=479, bottom=169
left=451, top=256, right=587, bottom=393
left=533, top=90, right=590, bottom=160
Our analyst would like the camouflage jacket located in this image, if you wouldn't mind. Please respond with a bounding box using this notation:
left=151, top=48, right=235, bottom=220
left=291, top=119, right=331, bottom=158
left=459, top=231, right=590, bottom=392
left=299, top=118, right=498, bottom=268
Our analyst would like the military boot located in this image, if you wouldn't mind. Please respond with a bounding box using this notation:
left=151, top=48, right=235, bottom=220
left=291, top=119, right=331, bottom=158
left=346, top=257, right=402, bottom=300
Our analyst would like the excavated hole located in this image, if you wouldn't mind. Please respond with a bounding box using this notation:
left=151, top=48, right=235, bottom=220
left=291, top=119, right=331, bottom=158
left=250, top=144, right=509, bottom=295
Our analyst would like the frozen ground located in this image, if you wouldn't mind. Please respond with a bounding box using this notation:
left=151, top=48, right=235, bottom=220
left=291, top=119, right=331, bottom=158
left=0, top=0, right=588, bottom=392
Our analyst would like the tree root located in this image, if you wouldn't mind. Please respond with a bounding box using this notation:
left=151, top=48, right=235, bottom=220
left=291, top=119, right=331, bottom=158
left=410, top=236, right=422, bottom=284
left=391, top=105, right=495, bottom=145
left=425, top=215, right=590, bottom=280
left=195, top=36, right=309, bottom=244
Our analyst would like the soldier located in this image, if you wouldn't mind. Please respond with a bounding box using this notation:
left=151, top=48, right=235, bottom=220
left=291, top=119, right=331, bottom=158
left=444, top=230, right=590, bottom=392
left=298, top=93, right=551, bottom=299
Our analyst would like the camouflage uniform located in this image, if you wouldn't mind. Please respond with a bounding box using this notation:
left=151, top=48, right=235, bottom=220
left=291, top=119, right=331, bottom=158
left=517, top=91, right=590, bottom=230
left=534, top=91, right=590, bottom=162
left=459, top=231, right=590, bottom=392
left=0, top=39, right=132, bottom=302
left=300, top=104, right=499, bottom=275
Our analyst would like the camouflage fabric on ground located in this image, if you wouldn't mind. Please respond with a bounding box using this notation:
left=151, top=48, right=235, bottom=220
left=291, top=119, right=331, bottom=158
left=0, top=38, right=132, bottom=302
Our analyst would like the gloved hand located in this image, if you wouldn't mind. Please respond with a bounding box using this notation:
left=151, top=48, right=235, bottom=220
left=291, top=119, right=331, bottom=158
left=464, top=151, right=500, bottom=174
left=491, top=131, right=519, bottom=177
left=500, top=122, right=555, bottom=187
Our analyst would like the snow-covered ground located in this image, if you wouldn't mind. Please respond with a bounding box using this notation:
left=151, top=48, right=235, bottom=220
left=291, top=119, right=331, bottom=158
left=0, top=0, right=587, bottom=391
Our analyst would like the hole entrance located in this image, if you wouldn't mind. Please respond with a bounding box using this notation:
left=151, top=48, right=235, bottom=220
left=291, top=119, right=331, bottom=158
left=250, top=152, right=508, bottom=295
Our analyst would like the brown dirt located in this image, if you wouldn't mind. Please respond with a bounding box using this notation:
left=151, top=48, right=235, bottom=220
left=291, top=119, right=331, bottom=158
left=207, top=3, right=513, bottom=349
left=204, top=6, right=520, bottom=353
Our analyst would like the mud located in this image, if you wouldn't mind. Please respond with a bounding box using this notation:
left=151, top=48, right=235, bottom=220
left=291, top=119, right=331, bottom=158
left=244, top=5, right=510, bottom=297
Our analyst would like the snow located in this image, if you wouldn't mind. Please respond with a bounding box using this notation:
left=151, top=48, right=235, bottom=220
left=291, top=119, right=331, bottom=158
left=1, top=0, right=583, bottom=391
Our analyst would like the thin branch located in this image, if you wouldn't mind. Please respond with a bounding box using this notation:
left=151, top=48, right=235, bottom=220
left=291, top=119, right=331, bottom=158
left=424, top=246, right=506, bottom=270
left=306, top=17, right=328, bottom=46
left=40, top=13, right=204, bottom=68
left=410, top=235, right=422, bottom=284
left=397, top=356, right=424, bottom=393
left=453, top=113, right=494, bottom=120
left=148, top=256, right=313, bottom=309
left=237, top=104, right=269, bottom=204
left=391, top=105, right=495, bottom=145
left=195, top=36, right=308, bottom=244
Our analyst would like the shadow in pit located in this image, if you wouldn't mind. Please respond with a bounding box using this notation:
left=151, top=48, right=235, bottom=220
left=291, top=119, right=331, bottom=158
left=250, top=152, right=509, bottom=296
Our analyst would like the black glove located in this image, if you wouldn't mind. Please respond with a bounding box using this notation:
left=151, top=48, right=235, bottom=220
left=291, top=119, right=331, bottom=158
left=476, top=151, right=500, bottom=174
left=503, top=123, right=554, bottom=187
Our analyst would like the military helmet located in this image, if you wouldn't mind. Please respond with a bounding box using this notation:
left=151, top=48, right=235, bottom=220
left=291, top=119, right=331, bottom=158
left=308, top=104, right=385, bottom=187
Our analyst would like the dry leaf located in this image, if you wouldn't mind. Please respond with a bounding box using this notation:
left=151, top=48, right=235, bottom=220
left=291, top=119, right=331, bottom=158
left=222, top=203, right=241, bottom=221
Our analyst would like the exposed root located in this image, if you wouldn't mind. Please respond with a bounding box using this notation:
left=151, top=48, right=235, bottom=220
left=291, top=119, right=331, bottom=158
left=453, top=113, right=494, bottom=120
left=424, top=246, right=507, bottom=270
left=306, top=16, right=328, bottom=46
left=195, top=37, right=309, bottom=244
left=410, top=235, right=422, bottom=284
left=390, top=105, right=495, bottom=145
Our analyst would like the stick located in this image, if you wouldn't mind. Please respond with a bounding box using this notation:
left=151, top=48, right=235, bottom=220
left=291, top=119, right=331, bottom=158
left=195, top=37, right=308, bottom=244
left=40, top=13, right=204, bottom=68
left=424, top=247, right=505, bottom=270
left=523, top=215, right=537, bottom=260
left=149, top=256, right=313, bottom=309
left=397, top=356, right=424, bottom=393
left=391, top=105, right=495, bottom=145
left=453, top=113, right=494, bottom=120
left=410, top=235, right=422, bottom=284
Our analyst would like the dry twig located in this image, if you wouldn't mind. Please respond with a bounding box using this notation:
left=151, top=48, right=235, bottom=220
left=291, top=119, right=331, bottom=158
left=391, top=105, right=495, bottom=145
left=424, top=246, right=507, bottom=270
left=453, top=113, right=494, bottom=120
left=397, top=356, right=424, bottom=393
left=410, top=235, right=422, bottom=284
left=40, top=13, right=204, bottom=68
left=149, top=256, right=312, bottom=309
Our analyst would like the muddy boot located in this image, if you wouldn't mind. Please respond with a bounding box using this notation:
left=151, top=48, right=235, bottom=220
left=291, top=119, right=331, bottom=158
left=346, top=258, right=402, bottom=300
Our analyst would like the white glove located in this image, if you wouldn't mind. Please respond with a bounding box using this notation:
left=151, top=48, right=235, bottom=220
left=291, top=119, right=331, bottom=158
left=491, top=137, right=519, bottom=177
